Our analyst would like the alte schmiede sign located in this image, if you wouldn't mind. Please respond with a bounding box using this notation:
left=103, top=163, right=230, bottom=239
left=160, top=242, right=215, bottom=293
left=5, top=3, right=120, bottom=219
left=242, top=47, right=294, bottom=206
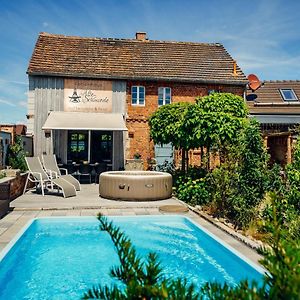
left=64, top=79, right=113, bottom=112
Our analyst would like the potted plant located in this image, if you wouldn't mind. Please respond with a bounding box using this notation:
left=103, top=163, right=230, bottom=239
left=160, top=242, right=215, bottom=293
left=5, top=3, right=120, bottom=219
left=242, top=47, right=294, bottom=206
left=133, top=152, right=141, bottom=160
left=125, top=152, right=144, bottom=170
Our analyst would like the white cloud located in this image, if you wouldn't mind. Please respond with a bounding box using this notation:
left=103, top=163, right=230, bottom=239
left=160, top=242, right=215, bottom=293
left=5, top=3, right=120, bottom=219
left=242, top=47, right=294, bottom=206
left=0, top=78, right=27, bottom=85
left=0, top=99, right=16, bottom=107
left=18, top=101, right=27, bottom=107
left=43, top=21, right=49, bottom=27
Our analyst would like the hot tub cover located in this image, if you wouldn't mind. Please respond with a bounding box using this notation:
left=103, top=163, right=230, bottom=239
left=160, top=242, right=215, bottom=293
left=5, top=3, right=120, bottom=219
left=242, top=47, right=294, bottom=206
left=42, top=111, right=127, bottom=131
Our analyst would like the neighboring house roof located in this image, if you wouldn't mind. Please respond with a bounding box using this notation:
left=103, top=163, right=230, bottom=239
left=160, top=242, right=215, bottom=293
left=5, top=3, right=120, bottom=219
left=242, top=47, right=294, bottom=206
left=15, top=124, right=27, bottom=135
left=27, top=32, right=247, bottom=85
left=0, top=124, right=27, bottom=135
left=247, top=80, right=300, bottom=115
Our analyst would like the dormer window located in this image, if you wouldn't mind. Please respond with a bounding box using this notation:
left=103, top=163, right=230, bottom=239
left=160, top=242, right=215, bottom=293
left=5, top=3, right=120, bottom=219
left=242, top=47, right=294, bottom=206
left=280, top=89, right=298, bottom=101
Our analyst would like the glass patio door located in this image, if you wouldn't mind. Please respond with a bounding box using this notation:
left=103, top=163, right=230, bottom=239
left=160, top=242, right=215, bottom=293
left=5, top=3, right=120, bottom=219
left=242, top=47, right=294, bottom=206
left=67, top=131, right=89, bottom=163
left=90, top=131, right=113, bottom=163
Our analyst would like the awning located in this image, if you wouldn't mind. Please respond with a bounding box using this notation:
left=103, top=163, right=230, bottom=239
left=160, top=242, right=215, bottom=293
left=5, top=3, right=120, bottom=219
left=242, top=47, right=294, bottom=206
left=42, top=112, right=127, bottom=131
left=250, top=114, right=300, bottom=124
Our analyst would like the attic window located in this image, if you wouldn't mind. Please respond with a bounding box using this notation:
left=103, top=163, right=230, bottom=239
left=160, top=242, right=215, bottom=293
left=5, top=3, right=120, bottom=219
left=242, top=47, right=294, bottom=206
left=280, top=89, right=298, bottom=101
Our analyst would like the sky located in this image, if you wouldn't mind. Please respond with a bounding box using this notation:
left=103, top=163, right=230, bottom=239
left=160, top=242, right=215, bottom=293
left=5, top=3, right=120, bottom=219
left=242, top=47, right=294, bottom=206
left=0, top=0, right=300, bottom=124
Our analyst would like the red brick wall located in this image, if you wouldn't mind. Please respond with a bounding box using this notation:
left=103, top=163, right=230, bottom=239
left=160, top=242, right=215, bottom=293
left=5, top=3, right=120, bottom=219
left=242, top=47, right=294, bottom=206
left=125, top=80, right=245, bottom=167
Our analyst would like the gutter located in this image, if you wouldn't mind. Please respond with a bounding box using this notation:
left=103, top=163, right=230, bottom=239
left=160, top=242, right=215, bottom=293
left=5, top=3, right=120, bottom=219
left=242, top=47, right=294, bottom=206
left=26, top=72, right=248, bottom=86
left=254, top=102, right=300, bottom=106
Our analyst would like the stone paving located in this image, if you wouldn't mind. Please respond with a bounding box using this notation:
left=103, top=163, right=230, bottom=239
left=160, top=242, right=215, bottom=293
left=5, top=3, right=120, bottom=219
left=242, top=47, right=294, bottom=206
left=0, top=184, right=263, bottom=267
left=12, top=184, right=181, bottom=210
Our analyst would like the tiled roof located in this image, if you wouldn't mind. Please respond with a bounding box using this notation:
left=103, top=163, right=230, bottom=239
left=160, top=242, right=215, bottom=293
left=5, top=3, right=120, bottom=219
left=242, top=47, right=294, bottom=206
left=247, top=81, right=300, bottom=114
left=27, top=32, right=247, bottom=85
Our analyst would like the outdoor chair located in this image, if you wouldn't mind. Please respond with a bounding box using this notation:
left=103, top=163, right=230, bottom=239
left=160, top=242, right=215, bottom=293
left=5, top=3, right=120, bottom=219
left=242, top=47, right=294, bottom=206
left=42, top=154, right=81, bottom=191
left=23, top=157, right=76, bottom=198
left=79, top=164, right=92, bottom=184
left=94, top=162, right=107, bottom=183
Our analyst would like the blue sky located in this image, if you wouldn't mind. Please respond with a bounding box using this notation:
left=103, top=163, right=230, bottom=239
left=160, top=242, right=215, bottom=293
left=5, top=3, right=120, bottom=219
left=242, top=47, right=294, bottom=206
left=0, top=0, right=300, bottom=124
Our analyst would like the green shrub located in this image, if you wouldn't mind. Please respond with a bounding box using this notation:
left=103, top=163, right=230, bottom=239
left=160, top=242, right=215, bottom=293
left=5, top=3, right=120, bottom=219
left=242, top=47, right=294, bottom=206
left=286, top=136, right=300, bottom=213
left=172, top=166, right=207, bottom=189
left=7, top=136, right=27, bottom=172
left=205, top=120, right=269, bottom=229
left=157, top=160, right=176, bottom=174
left=172, top=166, right=209, bottom=206
left=176, top=177, right=209, bottom=206
left=207, top=164, right=238, bottom=217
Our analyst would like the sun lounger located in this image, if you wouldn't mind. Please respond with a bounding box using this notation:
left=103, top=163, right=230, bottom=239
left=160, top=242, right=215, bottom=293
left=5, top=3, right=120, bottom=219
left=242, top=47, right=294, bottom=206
left=42, top=155, right=81, bottom=191
left=23, top=157, right=76, bottom=198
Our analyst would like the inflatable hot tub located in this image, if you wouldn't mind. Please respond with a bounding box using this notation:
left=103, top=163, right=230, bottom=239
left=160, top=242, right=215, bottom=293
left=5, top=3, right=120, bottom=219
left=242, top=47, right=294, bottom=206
left=99, top=171, right=172, bottom=201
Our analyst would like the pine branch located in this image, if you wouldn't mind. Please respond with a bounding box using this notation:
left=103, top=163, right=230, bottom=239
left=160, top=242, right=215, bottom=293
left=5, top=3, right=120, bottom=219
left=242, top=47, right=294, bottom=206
left=98, top=214, right=145, bottom=284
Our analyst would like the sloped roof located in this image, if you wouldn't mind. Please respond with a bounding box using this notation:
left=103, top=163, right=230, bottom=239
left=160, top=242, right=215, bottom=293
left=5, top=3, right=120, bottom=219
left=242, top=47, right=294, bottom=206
left=247, top=80, right=300, bottom=114
left=27, top=32, right=247, bottom=85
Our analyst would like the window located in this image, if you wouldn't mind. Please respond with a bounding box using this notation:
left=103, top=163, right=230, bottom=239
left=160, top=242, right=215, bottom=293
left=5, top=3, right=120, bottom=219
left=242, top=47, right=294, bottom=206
left=158, top=87, right=171, bottom=106
left=131, top=86, right=145, bottom=105
left=67, top=131, right=88, bottom=163
left=280, top=89, right=298, bottom=101
left=208, top=89, right=221, bottom=95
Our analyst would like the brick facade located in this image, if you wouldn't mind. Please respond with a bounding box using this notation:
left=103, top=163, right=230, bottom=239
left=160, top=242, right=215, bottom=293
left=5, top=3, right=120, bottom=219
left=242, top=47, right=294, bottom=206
left=125, top=80, right=245, bottom=167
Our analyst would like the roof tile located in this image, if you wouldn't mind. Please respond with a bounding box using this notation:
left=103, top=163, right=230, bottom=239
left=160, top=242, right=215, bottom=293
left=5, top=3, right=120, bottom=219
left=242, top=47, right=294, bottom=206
left=27, top=33, right=247, bottom=84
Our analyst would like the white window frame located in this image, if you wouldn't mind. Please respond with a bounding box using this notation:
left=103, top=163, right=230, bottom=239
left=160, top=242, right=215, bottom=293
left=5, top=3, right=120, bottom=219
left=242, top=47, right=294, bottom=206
left=279, top=88, right=298, bottom=101
left=131, top=86, right=145, bottom=106
left=158, top=87, right=172, bottom=106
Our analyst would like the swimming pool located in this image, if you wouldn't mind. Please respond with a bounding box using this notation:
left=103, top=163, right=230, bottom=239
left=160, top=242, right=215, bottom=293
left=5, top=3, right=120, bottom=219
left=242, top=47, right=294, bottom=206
left=0, top=216, right=264, bottom=299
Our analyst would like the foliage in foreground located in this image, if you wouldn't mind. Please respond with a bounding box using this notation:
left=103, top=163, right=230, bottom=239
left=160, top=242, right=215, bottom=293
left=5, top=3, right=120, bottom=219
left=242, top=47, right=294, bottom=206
left=202, top=192, right=300, bottom=300
left=83, top=203, right=300, bottom=299
left=82, top=214, right=200, bottom=299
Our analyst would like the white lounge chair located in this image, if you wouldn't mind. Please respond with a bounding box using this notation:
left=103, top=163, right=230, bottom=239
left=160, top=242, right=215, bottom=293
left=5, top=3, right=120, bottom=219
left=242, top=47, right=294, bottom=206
left=23, top=157, right=76, bottom=198
left=42, top=154, right=81, bottom=191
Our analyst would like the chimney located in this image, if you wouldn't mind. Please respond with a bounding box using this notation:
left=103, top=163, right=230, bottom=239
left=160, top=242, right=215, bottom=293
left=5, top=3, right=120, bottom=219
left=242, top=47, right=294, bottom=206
left=135, top=32, right=147, bottom=41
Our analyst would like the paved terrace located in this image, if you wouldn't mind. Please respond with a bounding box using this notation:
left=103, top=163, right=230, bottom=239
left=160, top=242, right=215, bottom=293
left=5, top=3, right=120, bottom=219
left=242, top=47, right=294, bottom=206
left=0, top=184, right=262, bottom=266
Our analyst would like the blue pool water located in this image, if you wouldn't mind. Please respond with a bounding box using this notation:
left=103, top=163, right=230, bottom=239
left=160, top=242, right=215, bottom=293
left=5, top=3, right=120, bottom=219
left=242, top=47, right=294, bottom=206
left=0, top=216, right=263, bottom=299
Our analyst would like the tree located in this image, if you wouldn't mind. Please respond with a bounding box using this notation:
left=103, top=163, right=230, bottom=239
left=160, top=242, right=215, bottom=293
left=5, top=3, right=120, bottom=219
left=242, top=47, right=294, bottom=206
left=6, top=135, right=27, bottom=171
left=196, top=92, right=248, bottom=118
left=149, top=93, right=249, bottom=171
left=237, top=119, right=269, bottom=207
left=195, top=93, right=248, bottom=165
left=149, top=102, right=194, bottom=171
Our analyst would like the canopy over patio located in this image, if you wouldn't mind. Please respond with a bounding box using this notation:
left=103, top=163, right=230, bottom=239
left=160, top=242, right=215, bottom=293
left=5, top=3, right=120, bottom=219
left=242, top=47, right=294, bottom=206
left=42, top=111, right=127, bottom=131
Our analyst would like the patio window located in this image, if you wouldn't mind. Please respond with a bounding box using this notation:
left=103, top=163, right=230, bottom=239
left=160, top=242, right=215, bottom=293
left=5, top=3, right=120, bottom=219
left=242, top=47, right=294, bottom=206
left=280, top=89, right=298, bottom=101
left=67, top=131, right=88, bottom=163
left=158, top=87, right=171, bottom=106
left=131, top=86, right=145, bottom=106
